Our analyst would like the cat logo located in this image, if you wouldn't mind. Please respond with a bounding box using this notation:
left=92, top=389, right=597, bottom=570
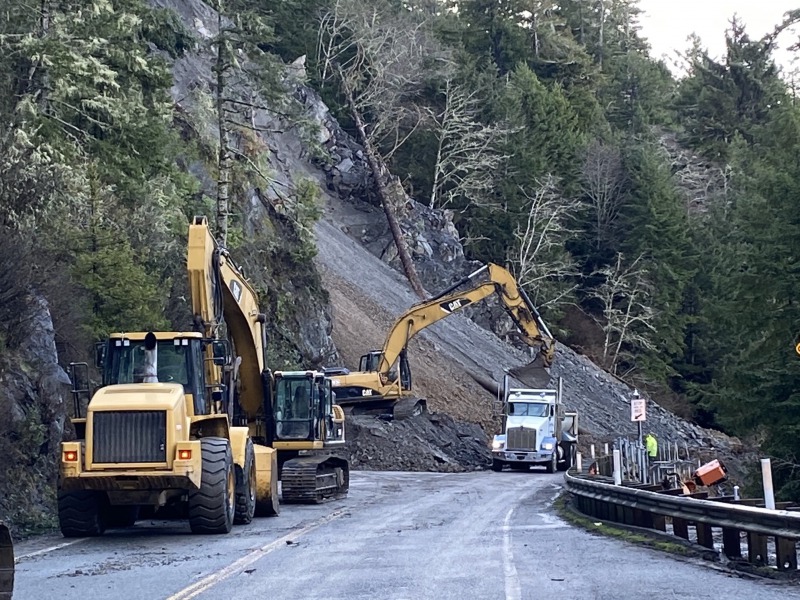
left=230, top=279, right=243, bottom=303
left=361, top=389, right=373, bottom=396
left=440, top=297, right=472, bottom=314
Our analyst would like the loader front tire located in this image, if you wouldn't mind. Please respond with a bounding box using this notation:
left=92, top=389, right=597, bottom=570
left=234, top=439, right=256, bottom=525
left=188, top=437, right=235, bottom=534
left=58, top=491, right=106, bottom=538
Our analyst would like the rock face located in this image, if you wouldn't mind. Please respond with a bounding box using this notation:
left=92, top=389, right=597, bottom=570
left=0, top=296, right=70, bottom=533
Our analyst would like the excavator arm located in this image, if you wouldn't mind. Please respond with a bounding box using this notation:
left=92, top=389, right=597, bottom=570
left=187, top=216, right=268, bottom=418
left=375, top=263, right=555, bottom=376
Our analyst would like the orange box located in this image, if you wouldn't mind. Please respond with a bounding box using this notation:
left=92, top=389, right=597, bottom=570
left=694, top=459, right=727, bottom=487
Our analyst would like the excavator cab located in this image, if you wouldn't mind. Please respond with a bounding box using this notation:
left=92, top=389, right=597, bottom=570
left=273, top=371, right=344, bottom=443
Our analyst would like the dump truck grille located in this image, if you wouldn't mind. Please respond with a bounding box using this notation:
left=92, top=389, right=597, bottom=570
left=506, top=427, right=536, bottom=451
left=92, top=411, right=167, bottom=464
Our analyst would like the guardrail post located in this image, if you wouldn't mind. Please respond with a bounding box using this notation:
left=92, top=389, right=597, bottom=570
left=576, top=452, right=582, bottom=473
left=722, top=527, right=742, bottom=559
left=672, top=517, right=689, bottom=540
left=604, top=443, right=609, bottom=456
left=775, top=537, right=798, bottom=571
left=652, top=514, right=666, bottom=532
left=747, top=532, right=768, bottom=566
left=761, top=459, right=776, bottom=510
left=590, top=444, right=595, bottom=459
left=695, top=522, right=714, bottom=549
left=733, top=485, right=740, bottom=501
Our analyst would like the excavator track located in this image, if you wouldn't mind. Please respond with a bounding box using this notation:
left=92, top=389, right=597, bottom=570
left=0, top=522, right=14, bottom=600
left=281, top=455, right=349, bottom=503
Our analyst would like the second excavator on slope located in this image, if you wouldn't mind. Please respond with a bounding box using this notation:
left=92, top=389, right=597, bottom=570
left=327, top=264, right=556, bottom=419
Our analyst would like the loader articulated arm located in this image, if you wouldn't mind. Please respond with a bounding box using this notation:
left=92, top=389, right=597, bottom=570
left=187, top=216, right=268, bottom=418
left=374, top=264, right=556, bottom=375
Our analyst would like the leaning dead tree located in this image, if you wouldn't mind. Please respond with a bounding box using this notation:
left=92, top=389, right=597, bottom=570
left=318, top=0, right=438, bottom=299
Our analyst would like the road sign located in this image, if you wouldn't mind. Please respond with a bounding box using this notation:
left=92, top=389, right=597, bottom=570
left=631, top=398, right=646, bottom=422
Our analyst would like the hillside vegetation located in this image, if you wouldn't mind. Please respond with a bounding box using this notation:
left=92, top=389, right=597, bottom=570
left=1, top=1, right=800, bottom=502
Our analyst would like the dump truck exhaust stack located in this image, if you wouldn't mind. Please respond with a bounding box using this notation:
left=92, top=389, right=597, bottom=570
left=0, top=522, right=14, bottom=600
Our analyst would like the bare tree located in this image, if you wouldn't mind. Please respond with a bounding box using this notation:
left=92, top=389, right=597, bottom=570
left=589, top=252, right=657, bottom=375
left=429, top=79, right=512, bottom=210
left=318, top=0, right=442, bottom=298
left=581, top=140, right=625, bottom=249
left=511, top=175, right=581, bottom=309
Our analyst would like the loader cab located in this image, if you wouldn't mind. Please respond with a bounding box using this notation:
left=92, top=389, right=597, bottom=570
left=97, top=333, right=213, bottom=416
left=273, top=371, right=336, bottom=442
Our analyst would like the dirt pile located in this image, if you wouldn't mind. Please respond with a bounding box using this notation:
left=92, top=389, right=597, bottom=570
left=344, top=414, right=491, bottom=472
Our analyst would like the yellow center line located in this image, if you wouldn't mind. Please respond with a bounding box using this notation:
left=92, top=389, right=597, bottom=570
left=166, top=508, right=349, bottom=600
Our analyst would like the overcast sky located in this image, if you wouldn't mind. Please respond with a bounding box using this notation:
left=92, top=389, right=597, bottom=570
left=638, top=0, right=800, bottom=73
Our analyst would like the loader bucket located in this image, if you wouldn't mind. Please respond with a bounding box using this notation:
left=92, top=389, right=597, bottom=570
left=0, top=522, right=13, bottom=600
left=509, top=355, right=552, bottom=389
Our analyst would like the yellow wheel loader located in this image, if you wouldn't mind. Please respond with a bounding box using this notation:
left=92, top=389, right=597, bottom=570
left=328, top=264, right=556, bottom=419
left=59, top=217, right=347, bottom=537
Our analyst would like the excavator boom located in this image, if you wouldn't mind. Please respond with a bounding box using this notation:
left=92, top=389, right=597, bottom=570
left=187, top=216, right=267, bottom=418
left=376, top=264, right=555, bottom=374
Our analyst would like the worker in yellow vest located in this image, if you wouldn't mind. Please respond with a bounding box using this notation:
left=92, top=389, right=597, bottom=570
left=645, top=433, right=658, bottom=460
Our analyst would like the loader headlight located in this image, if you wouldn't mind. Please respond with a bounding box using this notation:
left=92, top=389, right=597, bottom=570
left=541, top=441, right=554, bottom=451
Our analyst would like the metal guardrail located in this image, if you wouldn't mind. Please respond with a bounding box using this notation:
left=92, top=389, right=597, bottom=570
left=564, top=469, right=800, bottom=571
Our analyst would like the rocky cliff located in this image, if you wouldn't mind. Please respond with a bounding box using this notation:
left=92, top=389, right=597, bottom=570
left=0, top=297, right=70, bottom=533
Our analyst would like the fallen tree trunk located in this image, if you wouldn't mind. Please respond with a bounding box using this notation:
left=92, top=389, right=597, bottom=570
left=339, top=70, right=426, bottom=300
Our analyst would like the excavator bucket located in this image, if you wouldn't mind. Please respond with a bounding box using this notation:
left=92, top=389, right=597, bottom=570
left=509, top=355, right=552, bottom=389
left=0, top=522, right=13, bottom=600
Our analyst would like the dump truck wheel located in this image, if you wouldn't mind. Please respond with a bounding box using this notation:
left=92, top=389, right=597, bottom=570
left=188, top=437, right=235, bottom=534
left=58, top=491, right=106, bottom=537
left=491, top=459, right=504, bottom=472
left=234, top=438, right=256, bottom=525
left=545, top=453, right=557, bottom=474
left=557, top=444, right=574, bottom=472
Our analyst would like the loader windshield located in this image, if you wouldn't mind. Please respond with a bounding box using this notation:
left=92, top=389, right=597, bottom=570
left=105, top=340, right=195, bottom=390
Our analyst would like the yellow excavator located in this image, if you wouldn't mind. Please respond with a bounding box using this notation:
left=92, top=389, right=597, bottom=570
left=328, top=263, right=556, bottom=419
left=59, top=216, right=347, bottom=537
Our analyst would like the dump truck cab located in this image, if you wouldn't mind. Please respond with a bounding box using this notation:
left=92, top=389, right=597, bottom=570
left=491, top=377, right=578, bottom=473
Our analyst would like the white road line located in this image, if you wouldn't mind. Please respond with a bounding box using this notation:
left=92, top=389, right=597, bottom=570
left=15, top=538, right=87, bottom=563
left=503, top=524, right=568, bottom=531
left=502, top=507, right=522, bottom=600
left=166, top=508, right=348, bottom=600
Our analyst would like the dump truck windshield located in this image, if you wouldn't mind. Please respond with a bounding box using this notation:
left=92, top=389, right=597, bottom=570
left=509, top=402, right=549, bottom=417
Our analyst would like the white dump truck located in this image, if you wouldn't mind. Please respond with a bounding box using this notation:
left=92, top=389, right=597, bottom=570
left=491, top=376, right=578, bottom=473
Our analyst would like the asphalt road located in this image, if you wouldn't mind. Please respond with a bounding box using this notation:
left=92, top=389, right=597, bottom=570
left=13, top=471, right=800, bottom=600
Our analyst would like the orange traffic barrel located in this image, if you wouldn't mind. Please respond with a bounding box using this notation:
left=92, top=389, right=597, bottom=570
left=0, top=522, right=13, bottom=600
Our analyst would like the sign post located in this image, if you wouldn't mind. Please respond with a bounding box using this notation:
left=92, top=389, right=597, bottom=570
left=630, top=390, right=645, bottom=444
